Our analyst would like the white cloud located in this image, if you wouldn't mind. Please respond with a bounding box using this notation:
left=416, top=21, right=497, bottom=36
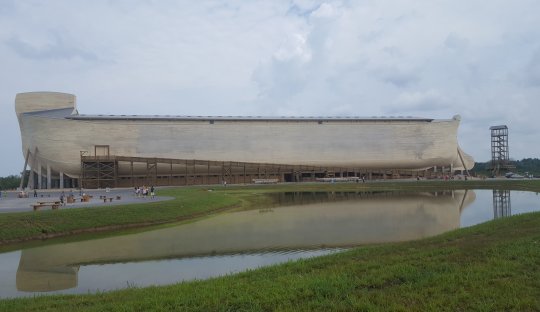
left=393, top=90, right=451, bottom=113
left=273, top=33, right=312, bottom=62
left=311, top=3, right=338, bottom=18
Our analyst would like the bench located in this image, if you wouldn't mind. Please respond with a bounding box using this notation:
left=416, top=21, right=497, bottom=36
left=74, top=195, right=92, bottom=202
left=32, top=201, right=61, bottom=211
left=252, top=178, right=279, bottom=184
left=316, top=177, right=360, bottom=183
left=103, top=197, right=114, bottom=203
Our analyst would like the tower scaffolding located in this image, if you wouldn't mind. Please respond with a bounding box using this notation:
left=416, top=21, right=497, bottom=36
left=489, top=125, right=514, bottom=176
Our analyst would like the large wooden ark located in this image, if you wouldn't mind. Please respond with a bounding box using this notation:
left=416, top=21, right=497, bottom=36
left=15, top=92, right=475, bottom=188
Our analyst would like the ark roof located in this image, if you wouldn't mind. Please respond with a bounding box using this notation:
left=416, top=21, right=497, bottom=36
left=25, top=108, right=434, bottom=122
left=67, top=114, right=433, bottom=122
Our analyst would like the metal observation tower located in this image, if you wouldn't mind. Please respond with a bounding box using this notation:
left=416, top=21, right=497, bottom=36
left=489, top=125, right=514, bottom=176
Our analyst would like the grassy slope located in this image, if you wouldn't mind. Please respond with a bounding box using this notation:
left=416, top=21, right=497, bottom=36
left=0, top=187, right=240, bottom=243
left=2, top=180, right=540, bottom=245
left=2, top=208, right=539, bottom=311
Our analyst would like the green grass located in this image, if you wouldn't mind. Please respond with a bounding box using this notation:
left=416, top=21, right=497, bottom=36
left=2, top=180, right=540, bottom=245
left=2, top=208, right=539, bottom=311
left=0, top=187, right=251, bottom=243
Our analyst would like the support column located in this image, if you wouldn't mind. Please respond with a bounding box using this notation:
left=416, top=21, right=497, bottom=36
left=154, top=159, right=158, bottom=186
left=27, top=168, right=34, bottom=190
left=169, top=160, right=172, bottom=186
left=207, top=161, right=210, bottom=185
left=37, top=160, right=42, bottom=190
left=60, top=172, right=64, bottom=189
left=457, top=148, right=471, bottom=176
left=192, top=161, right=195, bottom=185
left=47, top=164, right=52, bottom=189
left=19, top=149, right=30, bottom=190
left=185, top=160, right=188, bottom=185
left=27, top=148, right=38, bottom=190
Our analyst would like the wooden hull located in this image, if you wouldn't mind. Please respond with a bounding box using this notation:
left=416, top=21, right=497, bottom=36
left=16, top=92, right=475, bottom=178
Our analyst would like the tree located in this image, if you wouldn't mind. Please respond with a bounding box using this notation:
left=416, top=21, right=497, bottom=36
left=0, top=175, right=21, bottom=190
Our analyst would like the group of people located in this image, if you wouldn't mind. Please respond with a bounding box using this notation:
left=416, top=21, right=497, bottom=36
left=58, top=190, right=76, bottom=206
left=135, top=185, right=155, bottom=199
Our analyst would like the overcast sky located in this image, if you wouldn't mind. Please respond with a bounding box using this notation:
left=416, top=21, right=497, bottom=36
left=1, top=0, right=539, bottom=177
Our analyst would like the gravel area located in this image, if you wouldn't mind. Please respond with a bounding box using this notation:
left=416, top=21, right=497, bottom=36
left=0, top=188, right=173, bottom=213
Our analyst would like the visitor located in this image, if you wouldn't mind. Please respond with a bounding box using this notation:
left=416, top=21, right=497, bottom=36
left=60, top=192, right=65, bottom=206
left=33, top=189, right=37, bottom=197
left=150, top=186, right=155, bottom=199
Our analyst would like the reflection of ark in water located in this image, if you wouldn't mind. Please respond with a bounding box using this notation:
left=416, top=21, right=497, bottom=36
left=16, top=190, right=475, bottom=292
left=16, top=92, right=475, bottom=188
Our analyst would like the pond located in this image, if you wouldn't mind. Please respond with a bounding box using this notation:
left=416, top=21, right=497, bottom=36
left=0, top=189, right=539, bottom=298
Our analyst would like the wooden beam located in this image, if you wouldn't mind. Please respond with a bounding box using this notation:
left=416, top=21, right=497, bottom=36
left=19, top=149, right=30, bottom=190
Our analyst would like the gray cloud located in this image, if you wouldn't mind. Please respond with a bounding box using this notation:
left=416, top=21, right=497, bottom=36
left=0, top=2, right=15, bottom=16
left=375, top=67, right=419, bottom=88
left=386, top=90, right=451, bottom=115
left=1, top=0, right=540, bottom=176
left=524, top=49, right=540, bottom=86
left=5, top=34, right=98, bottom=61
left=444, top=33, right=469, bottom=51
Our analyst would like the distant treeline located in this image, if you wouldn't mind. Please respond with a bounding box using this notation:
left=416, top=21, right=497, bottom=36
left=0, top=175, right=21, bottom=190
left=473, top=158, right=540, bottom=176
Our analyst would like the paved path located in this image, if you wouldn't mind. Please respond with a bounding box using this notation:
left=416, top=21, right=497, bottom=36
left=0, top=188, right=173, bottom=213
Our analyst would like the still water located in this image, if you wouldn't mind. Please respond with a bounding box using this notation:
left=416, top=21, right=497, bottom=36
left=0, top=189, right=538, bottom=298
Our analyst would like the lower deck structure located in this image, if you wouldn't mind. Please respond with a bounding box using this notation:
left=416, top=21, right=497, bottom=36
left=80, top=155, right=457, bottom=189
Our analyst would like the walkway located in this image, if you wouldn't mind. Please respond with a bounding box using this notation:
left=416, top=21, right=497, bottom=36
left=0, top=188, right=172, bottom=213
